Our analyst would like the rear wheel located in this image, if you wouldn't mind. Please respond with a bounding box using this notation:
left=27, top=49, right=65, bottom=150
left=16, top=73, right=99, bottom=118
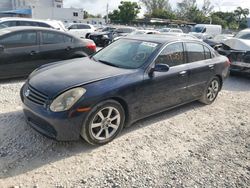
left=199, top=77, right=221, bottom=105
left=81, top=100, right=125, bottom=145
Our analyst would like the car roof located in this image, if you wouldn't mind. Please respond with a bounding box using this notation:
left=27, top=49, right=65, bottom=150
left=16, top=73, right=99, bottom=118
left=0, top=17, right=56, bottom=23
left=0, top=26, right=71, bottom=37
left=123, top=34, right=199, bottom=44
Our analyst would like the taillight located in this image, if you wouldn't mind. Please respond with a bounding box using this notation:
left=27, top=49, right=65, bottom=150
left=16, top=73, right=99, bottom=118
left=87, top=42, right=96, bottom=52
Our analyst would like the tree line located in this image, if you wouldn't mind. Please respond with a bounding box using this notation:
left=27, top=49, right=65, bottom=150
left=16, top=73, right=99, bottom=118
left=105, top=0, right=249, bottom=29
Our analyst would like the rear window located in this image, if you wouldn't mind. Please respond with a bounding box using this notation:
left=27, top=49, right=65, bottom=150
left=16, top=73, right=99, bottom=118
left=186, top=43, right=206, bottom=62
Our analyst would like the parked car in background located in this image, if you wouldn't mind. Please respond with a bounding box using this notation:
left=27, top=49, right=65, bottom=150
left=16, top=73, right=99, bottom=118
left=217, top=29, right=250, bottom=75
left=190, top=24, right=222, bottom=39
left=113, top=29, right=160, bottom=41
left=203, top=34, right=234, bottom=48
left=0, top=17, right=66, bottom=31
left=67, top=23, right=96, bottom=38
left=159, top=28, right=183, bottom=33
left=0, top=27, right=96, bottom=79
left=87, top=26, right=136, bottom=47
left=20, top=35, right=229, bottom=145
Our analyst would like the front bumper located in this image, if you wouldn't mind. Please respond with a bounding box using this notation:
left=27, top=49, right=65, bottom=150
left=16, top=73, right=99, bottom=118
left=21, top=84, right=88, bottom=141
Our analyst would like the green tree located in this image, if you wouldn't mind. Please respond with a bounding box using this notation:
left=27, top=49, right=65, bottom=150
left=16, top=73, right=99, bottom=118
left=150, top=8, right=176, bottom=19
left=176, top=0, right=197, bottom=19
left=234, top=7, right=249, bottom=29
left=108, top=10, right=120, bottom=22
left=118, top=1, right=141, bottom=23
left=140, top=0, right=172, bottom=13
left=109, top=1, right=141, bottom=24
left=202, top=0, right=214, bottom=16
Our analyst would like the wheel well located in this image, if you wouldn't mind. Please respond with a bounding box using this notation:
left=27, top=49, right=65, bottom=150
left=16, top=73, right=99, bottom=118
left=110, top=97, right=130, bottom=125
left=215, top=75, right=223, bottom=90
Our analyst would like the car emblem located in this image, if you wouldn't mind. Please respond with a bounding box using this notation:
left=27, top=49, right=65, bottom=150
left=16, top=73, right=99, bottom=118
left=24, top=89, right=30, bottom=97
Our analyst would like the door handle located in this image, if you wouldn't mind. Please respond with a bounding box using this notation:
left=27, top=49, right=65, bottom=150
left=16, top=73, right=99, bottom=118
left=179, top=70, right=187, bottom=76
left=30, top=51, right=38, bottom=56
left=208, top=64, right=214, bottom=69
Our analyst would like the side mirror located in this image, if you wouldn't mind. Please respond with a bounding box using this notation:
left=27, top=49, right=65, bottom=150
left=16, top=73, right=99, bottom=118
left=154, top=64, right=170, bottom=72
left=0, top=45, right=4, bottom=52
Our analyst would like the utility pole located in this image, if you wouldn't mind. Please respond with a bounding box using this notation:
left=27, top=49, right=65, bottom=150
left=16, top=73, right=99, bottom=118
left=106, top=3, right=109, bottom=24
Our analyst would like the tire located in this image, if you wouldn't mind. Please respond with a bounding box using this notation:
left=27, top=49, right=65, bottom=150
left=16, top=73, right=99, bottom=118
left=81, top=100, right=125, bottom=145
left=199, top=77, right=221, bottom=105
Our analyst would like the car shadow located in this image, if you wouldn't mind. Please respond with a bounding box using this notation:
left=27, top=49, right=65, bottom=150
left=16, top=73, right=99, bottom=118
left=223, top=75, right=250, bottom=92
left=0, top=101, right=204, bottom=179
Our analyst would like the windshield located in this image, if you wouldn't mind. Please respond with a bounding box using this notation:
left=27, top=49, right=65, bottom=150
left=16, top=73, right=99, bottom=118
left=93, top=39, right=159, bottom=69
left=0, top=23, right=7, bottom=29
left=235, top=31, right=250, bottom=40
left=193, top=26, right=205, bottom=33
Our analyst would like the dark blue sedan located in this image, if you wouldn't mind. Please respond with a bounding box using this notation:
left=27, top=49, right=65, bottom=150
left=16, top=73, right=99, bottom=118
left=20, top=35, right=230, bottom=145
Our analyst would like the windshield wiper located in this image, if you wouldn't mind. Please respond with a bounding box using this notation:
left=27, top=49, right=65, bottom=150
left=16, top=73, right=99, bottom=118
left=98, top=60, right=121, bottom=68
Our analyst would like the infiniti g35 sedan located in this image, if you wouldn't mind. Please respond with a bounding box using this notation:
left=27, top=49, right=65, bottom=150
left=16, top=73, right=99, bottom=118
left=0, top=26, right=96, bottom=79
left=20, top=35, right=230, bottom=145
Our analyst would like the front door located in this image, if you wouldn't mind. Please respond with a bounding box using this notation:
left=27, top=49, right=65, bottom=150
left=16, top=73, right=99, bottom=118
left=141, top=42, right=190, bottom=116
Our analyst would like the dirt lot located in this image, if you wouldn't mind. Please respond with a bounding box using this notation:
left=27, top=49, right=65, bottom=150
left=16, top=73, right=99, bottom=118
left=0, top=76, right=249, bottom=188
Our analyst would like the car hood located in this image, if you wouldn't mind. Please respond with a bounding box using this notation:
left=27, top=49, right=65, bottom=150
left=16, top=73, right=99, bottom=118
left=223, top=38, right=250, bottom=51
left=28, top=57, right=134, bottom=98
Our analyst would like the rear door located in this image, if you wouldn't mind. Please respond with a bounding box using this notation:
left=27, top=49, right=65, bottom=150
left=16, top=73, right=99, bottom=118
left=0, top=31, right=39, bottom=78
left=39, top=31, right=72, bottom=64
left=185, top=42, right=215, bottom=98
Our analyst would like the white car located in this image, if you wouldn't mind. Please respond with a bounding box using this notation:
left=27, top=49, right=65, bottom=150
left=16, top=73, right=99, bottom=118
left=0, top=17, right=66, bottom=31
left=159, top=28, right=183, bottom=33
left=67, top=23, right=96, bottom=38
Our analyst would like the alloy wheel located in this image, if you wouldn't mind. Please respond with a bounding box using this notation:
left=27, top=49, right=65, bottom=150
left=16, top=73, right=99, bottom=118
left=90, top=107, right=121, bottom=141
left=207, top=80, right=219, bottom=101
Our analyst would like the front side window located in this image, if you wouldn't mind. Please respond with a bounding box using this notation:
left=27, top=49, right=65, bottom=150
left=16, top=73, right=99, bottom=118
left=42, top=32, right=64, bottom=44
left=155, top=42, right=184, bottom=67
left=186, top=43, right=205, bottom=63
left=0, top=31, right=37, bottom=48
left=18, top=21, right=39, bottom=26
left=93, top=39, right=159, bottom=69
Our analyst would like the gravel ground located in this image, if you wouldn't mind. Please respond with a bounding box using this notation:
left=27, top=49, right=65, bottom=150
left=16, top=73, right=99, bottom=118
left=0, top=76, right=249, bottom=188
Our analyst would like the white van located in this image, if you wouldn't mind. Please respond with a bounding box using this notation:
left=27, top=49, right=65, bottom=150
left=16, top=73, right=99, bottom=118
left=190, top=24, right=222, bottom=39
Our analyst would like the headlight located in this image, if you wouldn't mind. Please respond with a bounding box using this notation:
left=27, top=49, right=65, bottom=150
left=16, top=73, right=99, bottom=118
left=50, top=88, right=86, bottom=112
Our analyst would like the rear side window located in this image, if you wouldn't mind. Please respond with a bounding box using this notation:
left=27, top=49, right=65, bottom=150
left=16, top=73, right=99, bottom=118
left=64, top=35, right=72, bottom=43
left=186, top=43, right=205, bottom=62
left=0, top=31, right=37, bottom=48
left=155, top=42, right=185, bottom=67
left=42, top=32, right=64, bottom=44
left=204, top=46, right=211, bottom=59
left=38, top=22, right=52, bottom=28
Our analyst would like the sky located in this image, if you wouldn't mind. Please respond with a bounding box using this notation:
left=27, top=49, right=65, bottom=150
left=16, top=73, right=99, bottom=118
left=64, top=0, right=250, bottom=17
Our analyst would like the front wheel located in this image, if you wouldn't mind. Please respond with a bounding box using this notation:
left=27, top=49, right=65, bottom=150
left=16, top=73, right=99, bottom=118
left=81, top=100, right=125, bottom=145
left=199, top=77, right=221, bottom=105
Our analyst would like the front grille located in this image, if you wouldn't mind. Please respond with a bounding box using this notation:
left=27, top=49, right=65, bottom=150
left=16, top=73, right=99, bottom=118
left=26, top=85, right=48, bottom=106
